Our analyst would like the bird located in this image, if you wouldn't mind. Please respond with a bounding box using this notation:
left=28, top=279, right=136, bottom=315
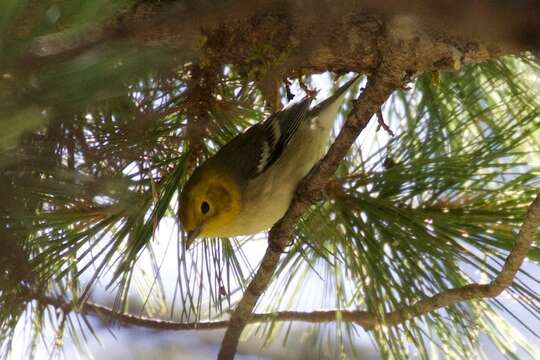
left=180, top=75, right=360, bottom=248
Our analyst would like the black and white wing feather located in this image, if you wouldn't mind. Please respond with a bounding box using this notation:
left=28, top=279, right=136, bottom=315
left=256, top=98, right=312, bottom=174
left=211, top=97, right=312, bottom=181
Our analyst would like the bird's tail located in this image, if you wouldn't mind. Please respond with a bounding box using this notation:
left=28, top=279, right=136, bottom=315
left=310, top=74, right=362, bottom=117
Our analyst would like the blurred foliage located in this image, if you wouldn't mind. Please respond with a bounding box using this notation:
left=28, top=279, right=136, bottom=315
left=1, top=1, right=540, bottom=359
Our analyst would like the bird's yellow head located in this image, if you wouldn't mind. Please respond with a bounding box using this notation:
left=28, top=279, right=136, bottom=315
left=179, top=164, right=241, bottom=247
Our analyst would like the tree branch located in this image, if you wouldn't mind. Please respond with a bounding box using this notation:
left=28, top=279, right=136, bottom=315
left=24, top=193, right=540, bottom=338
left=377, top=193, right=540, bottom=327
left=27, top=1, right=519, bottom=78
left=20, top=288, right=379, bottom=330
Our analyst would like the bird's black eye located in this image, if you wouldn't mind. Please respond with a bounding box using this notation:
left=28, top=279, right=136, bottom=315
left=201, top=201, right=210, bottom=215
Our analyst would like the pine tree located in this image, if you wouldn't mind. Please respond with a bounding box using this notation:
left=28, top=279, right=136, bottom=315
left=1, top=1, right=540, bottom=359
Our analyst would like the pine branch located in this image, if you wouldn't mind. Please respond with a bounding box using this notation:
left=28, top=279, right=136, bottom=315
left=26, top=1, right=518, bottom=79
left=377, top=193, right=540, bottom=327
left=217, top=71, right=403, bottom=359
left=22, top=192, right=540, bottom=344
left=20, top=288, right=229, bottom=330
left=16, top=288, right=380, bottom=330
left=13, top=289, right=414, bottom=331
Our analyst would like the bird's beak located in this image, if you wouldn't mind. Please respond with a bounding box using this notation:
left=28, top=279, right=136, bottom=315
left=185, top=225, right=202, bottom=249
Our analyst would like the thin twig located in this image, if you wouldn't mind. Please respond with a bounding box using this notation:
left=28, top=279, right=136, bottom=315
left=285, top=79, right=295, bottom=102
left=185, top=64, right=215, bottom=174
left=23, top=290, right=379, bottom=329
left=258, top=75, right=283, bottom=112
left=376, top=108, right=395, bottom=136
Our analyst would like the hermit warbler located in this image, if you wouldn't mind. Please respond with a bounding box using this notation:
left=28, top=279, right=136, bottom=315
left=180, top=75, right=360, bottom=247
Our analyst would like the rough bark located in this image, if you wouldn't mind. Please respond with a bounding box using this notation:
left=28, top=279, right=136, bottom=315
left=31, top=0, right=523, bottom=81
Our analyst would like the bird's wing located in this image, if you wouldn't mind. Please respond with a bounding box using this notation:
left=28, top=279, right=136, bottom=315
left=256, top=98, right=313, bottom=175
left=213, top=98, right=312, bottom=180
left=253, top=75, right=360, bottom=175
left=213, top=75, right=360, bottom=180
